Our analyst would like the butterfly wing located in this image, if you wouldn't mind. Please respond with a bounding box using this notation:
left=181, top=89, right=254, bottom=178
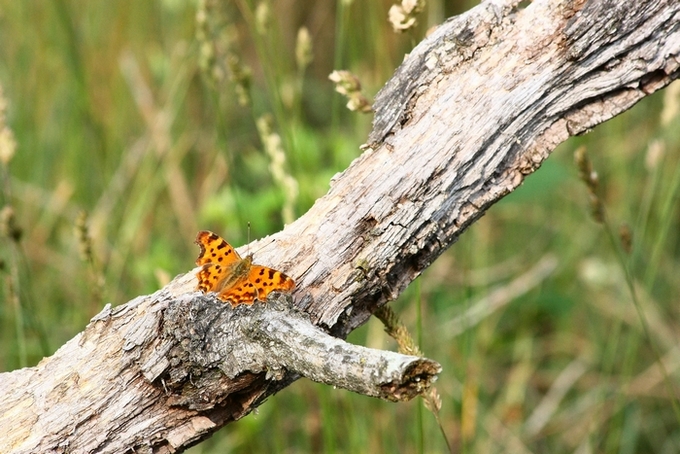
left=215, top=265, right=294, bottom=306
left=248, top=265, right=296, bottom=301
left=194, top=230, right=295, bottom=306
left=195, top=230, right=241, bottom=266
left=217, top=277, right=259, bottom=306
left=195, top=230, right=243, bottom=294
left=196, top=263, right=221, bottom=294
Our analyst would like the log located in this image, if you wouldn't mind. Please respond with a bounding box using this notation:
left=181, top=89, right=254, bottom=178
left=1, top=0, right=678, bottom=452
left=0, top=275, right=439, bottom=453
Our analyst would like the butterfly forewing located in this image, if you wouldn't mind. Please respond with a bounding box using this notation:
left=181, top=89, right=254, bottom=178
left=195, top=230, right=241, bottom=266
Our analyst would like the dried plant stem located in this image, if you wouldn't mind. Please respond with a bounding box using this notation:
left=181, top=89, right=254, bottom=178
left=75, top=211, right=105, bottom=306
left=575, top=147, right=680, bottom=424
left=375, top=304, right=452, bottom=453
left=0, top=85, right=25, bottom=367
left=328, top=70, right=372, bottom=113
left=256, top=115, right=299, bottom=225
left=4, top=245, right=25, bottom=367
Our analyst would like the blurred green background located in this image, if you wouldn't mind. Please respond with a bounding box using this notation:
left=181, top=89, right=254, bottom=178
left=1, top=0, right=679, bottom=452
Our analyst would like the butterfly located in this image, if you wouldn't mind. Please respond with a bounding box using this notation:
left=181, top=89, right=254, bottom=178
left=194, top=230, right=295, bottom=306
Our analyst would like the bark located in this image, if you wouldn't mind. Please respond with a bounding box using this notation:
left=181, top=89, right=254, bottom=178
left=0, top=280, right=439, bottom=454
left=1, top=0, right=678, bottom=452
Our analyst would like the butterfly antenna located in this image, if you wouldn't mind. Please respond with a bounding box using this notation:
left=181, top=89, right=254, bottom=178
left=246, top=221, right=251, bottom=256
left=246, top=222, right=275, bottom=256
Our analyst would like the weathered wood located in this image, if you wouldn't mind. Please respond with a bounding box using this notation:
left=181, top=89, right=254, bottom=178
left=0, top=0, right=678, bottom=452
left=157, top=292, right=439, bottom=403
left=292, top=0, right=679, bottom=335
left=0, top=273, right=440, bottom=453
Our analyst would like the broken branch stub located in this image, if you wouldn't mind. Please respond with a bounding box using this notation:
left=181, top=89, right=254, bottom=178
left=152, top=292, right=441, bottom=405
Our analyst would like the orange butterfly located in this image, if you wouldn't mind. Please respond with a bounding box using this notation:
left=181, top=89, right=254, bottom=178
left=194, top=230, right=295, bottom=306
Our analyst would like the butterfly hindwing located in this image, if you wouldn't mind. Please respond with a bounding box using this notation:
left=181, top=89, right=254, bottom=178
left=248, top=265, right=295, bottom=301
left=218, top=279, right=258, bottom=305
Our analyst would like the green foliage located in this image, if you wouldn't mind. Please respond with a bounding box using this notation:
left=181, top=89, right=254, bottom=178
left=1, top=0, right=679, bottom=453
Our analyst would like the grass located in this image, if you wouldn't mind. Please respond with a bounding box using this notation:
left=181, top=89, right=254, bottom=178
left=1, top=0, right=679, bottom=453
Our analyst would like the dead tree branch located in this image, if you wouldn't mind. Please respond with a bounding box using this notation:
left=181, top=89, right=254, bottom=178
left=0, top=0, right=678, bottom=452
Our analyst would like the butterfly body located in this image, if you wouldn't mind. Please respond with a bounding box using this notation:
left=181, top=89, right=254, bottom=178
left=195, top=230, right=295, bottom=306
left=210, top=254, right=253, bottom=293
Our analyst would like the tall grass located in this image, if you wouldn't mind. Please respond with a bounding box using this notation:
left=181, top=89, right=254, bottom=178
left=0, top=1, right=679, bottom=453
